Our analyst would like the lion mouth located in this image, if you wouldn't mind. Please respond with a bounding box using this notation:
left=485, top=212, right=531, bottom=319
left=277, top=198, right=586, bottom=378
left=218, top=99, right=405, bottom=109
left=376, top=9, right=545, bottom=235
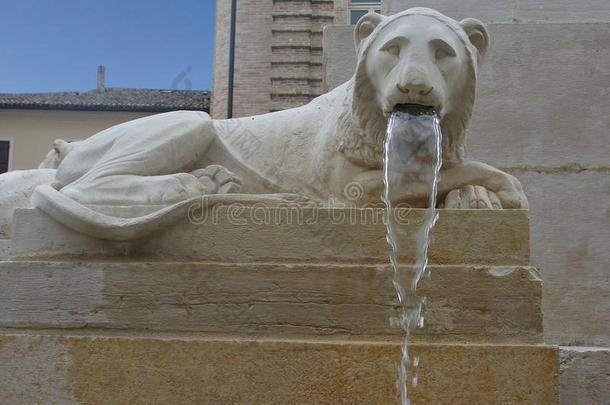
left=393, top=103, right=437, bottom=115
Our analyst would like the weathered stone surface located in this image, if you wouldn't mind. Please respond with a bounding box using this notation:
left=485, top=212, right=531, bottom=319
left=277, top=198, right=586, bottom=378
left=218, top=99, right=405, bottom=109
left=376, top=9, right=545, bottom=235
left=323, top=24, right=357, bottom=92
left=468, top=23, right=610, bottom=169
left=559, top=346, right=610, bottom=405
left=0, top=240, right=8, bottom=261
left=0, top=261, right=542, bottom=343
left=0, top=334, right=559, bottom=404
left=520, top=172, right=610, bottom=347
left=10, top=207, right=530, bottom=265
left=323, top=25, right=356, bottom=91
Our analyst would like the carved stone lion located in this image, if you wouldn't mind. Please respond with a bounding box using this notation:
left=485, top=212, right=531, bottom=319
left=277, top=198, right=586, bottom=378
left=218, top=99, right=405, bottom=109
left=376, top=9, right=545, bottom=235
left=25, top=8, right=526, bottom=240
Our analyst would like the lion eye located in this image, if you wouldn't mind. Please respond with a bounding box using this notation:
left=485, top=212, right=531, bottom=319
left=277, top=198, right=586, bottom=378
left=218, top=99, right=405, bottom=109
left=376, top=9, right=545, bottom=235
left=384, top=44, right=400, bottom=56
left=434, top=42, right=456, bottom=61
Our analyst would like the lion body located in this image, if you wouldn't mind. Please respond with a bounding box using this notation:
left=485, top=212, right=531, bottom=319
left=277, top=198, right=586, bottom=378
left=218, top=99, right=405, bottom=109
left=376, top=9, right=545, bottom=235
left=51, top=81, right=373, bottom=207
left=14, top=8, right=527, bottom=240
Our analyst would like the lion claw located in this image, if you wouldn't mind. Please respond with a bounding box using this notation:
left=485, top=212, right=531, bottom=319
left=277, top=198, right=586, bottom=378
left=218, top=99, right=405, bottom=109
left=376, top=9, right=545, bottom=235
left=191, top=165, right=243, bottom=195
left=444, top=185, right=502, bottom=209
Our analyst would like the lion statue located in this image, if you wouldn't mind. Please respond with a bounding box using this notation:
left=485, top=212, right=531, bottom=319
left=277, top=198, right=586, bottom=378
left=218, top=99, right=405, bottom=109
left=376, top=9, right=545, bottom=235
left=12, top=8, right=527, bottom=240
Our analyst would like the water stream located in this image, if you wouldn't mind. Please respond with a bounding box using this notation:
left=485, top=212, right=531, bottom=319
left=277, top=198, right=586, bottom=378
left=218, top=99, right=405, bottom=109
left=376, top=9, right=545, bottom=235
left=381, top=108, right=443, bottom=405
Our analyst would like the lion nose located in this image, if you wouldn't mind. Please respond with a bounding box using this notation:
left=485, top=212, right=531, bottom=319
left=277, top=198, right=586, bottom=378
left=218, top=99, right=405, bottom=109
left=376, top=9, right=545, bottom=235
left=396, top=65, right=434, bottom=96
left=396, top=82, right=434, bottom=96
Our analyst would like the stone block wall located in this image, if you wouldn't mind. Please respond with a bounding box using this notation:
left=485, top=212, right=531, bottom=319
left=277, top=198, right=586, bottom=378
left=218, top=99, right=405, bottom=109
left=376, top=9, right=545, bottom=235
left=383, top=0, right=610, bottom=349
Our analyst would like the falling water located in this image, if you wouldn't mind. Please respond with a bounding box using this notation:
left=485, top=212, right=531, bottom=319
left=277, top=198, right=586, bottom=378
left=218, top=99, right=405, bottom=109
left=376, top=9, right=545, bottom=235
left=381, top=107, right=442, bottom=405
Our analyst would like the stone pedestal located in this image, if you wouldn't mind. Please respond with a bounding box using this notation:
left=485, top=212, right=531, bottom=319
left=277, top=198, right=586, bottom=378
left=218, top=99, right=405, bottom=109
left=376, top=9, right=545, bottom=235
left=0, top=208, right=559, bottom=404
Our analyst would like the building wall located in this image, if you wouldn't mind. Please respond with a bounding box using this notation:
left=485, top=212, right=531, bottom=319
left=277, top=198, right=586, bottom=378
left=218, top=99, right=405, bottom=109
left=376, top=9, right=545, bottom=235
left=211, top=0, right=231, bottom=118
left=212, top=0, right=349, bottom=118
left=211, top=0, right=273, bottom=118
left=0, top=109, right=153, bottom=170
left=324, top=1, right=610, bottom=347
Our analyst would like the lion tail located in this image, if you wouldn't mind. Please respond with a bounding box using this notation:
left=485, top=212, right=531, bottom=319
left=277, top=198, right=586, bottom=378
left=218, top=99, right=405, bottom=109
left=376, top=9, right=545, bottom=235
left=31, top=184, right=199, bottom=241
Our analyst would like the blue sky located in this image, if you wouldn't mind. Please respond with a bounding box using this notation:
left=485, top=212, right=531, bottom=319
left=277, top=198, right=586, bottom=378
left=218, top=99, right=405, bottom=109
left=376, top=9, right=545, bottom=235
left=0, top=0, right=217, bottom=93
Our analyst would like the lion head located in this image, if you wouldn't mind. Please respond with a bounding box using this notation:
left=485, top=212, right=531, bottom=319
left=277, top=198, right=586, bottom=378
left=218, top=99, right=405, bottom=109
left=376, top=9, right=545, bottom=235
left=338, top=8, right=489, bottom=168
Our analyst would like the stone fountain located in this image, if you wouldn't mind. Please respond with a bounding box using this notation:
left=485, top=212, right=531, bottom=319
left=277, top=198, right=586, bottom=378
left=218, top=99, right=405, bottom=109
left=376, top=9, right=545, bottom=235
left=0, top=8, right=558, bottom=404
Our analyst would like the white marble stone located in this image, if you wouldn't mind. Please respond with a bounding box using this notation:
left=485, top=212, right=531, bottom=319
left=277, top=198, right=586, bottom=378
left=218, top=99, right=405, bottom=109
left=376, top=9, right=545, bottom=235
left=0, top=169, right=56, bottom=239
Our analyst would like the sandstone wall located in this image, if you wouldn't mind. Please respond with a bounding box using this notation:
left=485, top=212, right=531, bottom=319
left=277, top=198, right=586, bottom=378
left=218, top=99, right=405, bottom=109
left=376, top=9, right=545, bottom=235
left=324, top=1, right=610, bottom=348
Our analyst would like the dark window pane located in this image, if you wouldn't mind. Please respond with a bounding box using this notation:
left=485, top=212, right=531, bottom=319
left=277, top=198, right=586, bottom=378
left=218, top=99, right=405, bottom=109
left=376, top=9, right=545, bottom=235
left=0, top=141, right=9, bottom=162
left=351, top=9, right=368, bottom=24
left=375, top=9, right=381, bottom=14
left=0, top=141, right=8, bottom=173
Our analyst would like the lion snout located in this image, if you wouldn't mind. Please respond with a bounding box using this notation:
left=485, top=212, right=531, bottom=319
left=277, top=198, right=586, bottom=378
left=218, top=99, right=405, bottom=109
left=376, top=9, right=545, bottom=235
left=389, top=64, right=446, bottom=113
left=387, top=84, right=443, bottom=115
left=396, top=82, right=433, bottom=96
left=396, top=63, right=431, bottom=89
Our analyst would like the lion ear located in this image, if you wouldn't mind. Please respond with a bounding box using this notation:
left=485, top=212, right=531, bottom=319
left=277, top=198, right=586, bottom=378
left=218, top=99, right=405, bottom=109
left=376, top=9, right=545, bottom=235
left=460, top=18, right=490, bottom=58
left=354, top=12, right=385, bottom=52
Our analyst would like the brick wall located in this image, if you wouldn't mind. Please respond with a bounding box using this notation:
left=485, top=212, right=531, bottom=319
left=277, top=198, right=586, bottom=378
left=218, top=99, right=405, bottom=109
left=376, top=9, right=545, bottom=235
left=212, top=0, right=349, bottom=118
left=211, top=0, right=230, bottom=118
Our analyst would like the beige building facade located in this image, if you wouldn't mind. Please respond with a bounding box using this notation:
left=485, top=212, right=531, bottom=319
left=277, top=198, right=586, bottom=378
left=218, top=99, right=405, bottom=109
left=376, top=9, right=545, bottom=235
left=0, top=109, right=152, bottom=171
left=0, top=87, right=210, bottom=172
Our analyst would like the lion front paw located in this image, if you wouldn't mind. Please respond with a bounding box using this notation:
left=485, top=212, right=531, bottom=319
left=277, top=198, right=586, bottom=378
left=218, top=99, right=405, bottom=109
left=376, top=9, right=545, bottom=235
left=191, top=165, right=243, bottom=194
left=444, top=185, right=502, bottom=209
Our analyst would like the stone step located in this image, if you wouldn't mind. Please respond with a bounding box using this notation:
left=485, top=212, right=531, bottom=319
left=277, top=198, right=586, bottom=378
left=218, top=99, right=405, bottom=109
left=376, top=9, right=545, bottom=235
left=10, top=208, right=530, bottom=265
left=0, top=333, right=559, bottom=404
left=0, top=261, right=542, bottom=343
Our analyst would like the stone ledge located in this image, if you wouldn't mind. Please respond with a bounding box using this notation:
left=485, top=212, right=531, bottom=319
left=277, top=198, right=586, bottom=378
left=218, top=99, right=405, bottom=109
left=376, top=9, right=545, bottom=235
left=0, top=261, right=542, bottom=343
left=0, top=333, right=559, bottom=404
left=10, top=207, right=530, bottom=264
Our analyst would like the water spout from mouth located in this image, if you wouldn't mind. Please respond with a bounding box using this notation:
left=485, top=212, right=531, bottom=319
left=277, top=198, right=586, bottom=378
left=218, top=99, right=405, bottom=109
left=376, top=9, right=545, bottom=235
left=393, top=103, right=436, bottom=114
left=381, top=108, right=442, bottom=405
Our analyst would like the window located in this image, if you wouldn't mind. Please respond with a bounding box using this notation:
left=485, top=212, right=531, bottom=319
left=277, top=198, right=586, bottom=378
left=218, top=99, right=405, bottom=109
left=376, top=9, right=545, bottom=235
left=0, top=140, right=10, bottom=174
left=349, top=1, right=381, bottom=24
